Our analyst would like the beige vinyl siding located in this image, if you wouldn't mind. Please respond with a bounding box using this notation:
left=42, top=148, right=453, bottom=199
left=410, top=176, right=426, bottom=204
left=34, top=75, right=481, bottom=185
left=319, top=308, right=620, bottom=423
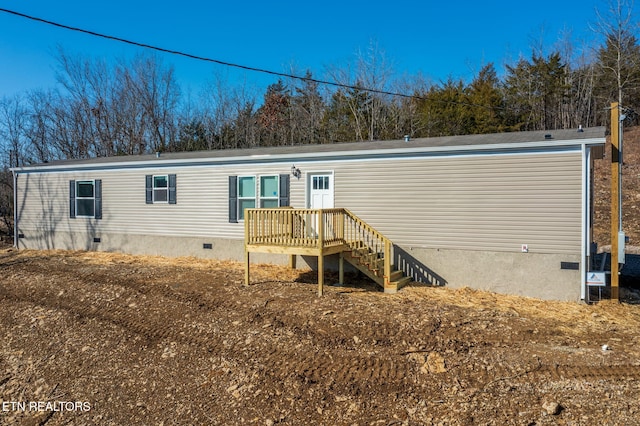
left=16, top=163, right=304, bottom=242
left=331, top=150, right=583, bottom=254
left=16, top=149, right=583, bottom=256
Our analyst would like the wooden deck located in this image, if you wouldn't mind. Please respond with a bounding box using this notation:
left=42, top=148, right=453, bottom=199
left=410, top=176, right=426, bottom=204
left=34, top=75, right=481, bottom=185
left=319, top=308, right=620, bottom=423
left=244, top=208, right=410, bottom=295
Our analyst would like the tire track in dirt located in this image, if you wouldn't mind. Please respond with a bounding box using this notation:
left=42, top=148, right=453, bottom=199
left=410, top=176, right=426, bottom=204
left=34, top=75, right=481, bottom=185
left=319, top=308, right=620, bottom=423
left=480, top=362, right=640, bottom=386
left=0, top=284, right=227, bottom=352
left=256, top=348, right=410, bottom=390
left=7, top=258, right=240, bottom=314
left=548, top=364, right=640, bottom=380
left=1, top=282, right=412, bottom=390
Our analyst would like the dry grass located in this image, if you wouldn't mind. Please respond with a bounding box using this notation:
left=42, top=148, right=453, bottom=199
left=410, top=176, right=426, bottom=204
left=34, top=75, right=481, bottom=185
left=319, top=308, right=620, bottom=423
left=6, top=247, right=640, bottom=335
left=403, top=284, right=640, bottom=330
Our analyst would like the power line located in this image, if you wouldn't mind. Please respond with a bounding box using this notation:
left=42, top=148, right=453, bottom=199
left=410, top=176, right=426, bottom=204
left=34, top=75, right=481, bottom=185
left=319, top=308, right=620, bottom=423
left=0, top=7, right=504, bottom=111
left=0, top=8, right=411, bottom=98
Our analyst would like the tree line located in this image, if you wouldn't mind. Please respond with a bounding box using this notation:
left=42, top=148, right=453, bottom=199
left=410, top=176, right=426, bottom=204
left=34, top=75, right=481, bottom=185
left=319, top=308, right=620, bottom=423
left=1, top=0, right=639, bottom=237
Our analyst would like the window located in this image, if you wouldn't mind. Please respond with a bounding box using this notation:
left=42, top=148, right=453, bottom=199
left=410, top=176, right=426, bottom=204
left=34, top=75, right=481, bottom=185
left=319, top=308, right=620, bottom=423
left=228, top=174, right=289, bottom=223
left=70, top=179, right=102, bottom=219
left=260, top=175, right=279, bottom=208
left=312, top=175, right=330, bottom=190
left=237, top=176, right=256, bottom=220
left=145, top=174, right=176, bottom=204
left=76, top=181, right=95, bottom=217
left=153, top=175, right=168, bottom=203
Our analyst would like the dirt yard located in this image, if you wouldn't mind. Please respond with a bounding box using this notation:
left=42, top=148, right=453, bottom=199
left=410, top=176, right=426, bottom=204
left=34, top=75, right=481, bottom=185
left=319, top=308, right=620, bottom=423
left=0, top=248, right=639, bottom=425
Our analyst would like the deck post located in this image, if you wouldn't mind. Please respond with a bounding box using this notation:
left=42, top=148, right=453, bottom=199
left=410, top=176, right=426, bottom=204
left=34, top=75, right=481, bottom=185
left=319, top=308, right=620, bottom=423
left=317, top=209, right=324, bottom=296
left=318, top=254, right=324, bottom=296
left=317, top=209, right=324, bottom=249
left=289, top=254, right=297, bottom=269
left=384, top=239, right=391, bottom=287
left=244, top=211, right=250, bottom=286
left=244, top=250, right=250, bottom=286
left=339, top=251, right=344, bottom=286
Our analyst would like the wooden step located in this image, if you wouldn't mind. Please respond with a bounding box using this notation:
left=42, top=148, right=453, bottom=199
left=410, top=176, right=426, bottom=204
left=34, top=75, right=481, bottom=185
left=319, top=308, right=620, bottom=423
left=389, top=270, right=404, bottom=281
left=394, top=276, right=412, bottom=288
left=385, top=276, right=412, bottom=294
left=342, top=251, right=384, bottom=288
left=351, top=247, right=371, bottom=258
left=342, top=245, right=411, bottom=293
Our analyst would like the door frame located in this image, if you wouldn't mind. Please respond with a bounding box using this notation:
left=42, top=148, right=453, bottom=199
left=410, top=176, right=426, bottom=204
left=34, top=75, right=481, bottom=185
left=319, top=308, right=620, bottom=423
left=306, top=171, right=335, bottom=209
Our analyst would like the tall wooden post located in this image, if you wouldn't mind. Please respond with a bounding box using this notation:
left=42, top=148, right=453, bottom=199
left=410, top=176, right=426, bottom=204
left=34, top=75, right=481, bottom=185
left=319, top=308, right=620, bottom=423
left=384, top=239, right=391, bottom=289
left=611, top=102, right=620, bottom=301
left=245, top=251, right=250, bottom=286
left=318, top=254, right=324, bottom=297
left=317, top=210, right=324, bottom=296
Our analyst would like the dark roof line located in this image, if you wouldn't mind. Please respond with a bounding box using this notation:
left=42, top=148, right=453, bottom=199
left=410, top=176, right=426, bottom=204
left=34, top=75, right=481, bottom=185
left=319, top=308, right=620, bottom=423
left=18, top=127, right=606, bottom=170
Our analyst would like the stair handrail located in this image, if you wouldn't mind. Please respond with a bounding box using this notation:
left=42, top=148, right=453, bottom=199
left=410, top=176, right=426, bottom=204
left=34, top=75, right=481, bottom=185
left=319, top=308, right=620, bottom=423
left=341, top=208, right=392, bottom=285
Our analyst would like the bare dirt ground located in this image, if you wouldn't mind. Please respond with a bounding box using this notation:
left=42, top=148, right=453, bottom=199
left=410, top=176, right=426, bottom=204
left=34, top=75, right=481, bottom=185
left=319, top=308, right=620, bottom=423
left=1, top=248, right=640, bottom=425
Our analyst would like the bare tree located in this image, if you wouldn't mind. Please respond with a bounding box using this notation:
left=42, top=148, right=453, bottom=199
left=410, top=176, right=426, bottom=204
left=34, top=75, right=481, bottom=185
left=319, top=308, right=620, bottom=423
left=385, top=74, right=430, bottom=139
left=24, top=90, right=55, bottom=163
left=326, top=40, right=395, bottom=141
left=199, top=72, right=235, bottom=150
left=0, top=95, right=27, bottom=166
left=0, top=95, right=28, bottom=236
left=121, top=55, right=180, bottom=153
left=592, top=0, right=640, bottom=112
left=53, top=49, right=182, bottom=157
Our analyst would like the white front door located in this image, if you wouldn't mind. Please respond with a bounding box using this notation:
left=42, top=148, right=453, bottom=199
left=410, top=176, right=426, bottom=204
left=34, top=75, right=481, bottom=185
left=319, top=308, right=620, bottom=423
left=308, top=173, right=334, bottom=209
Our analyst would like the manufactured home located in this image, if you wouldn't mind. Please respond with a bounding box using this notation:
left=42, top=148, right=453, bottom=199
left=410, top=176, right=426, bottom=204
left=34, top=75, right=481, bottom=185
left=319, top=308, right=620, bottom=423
left=12, top=127, right=605, bottom=300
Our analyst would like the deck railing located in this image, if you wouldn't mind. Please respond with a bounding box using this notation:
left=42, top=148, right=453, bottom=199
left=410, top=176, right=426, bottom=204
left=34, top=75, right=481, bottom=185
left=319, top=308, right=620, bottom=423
left=245, top=207, right=345, bottom=248
left=245, top=207, right=393, bottom=284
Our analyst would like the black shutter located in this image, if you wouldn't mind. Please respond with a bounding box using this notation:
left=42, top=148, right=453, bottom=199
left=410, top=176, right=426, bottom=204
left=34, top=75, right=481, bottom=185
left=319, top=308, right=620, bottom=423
left=94, top=179, right=102, bottom=219
left=229, top=176, right=238, bottom=223
left=69, top=180, right=76, bottom=218
left=168, top=174, right=177, bottom=204
left=279, top=174, right=290, bottom=207
left=145, top=175, right=153, bottom=204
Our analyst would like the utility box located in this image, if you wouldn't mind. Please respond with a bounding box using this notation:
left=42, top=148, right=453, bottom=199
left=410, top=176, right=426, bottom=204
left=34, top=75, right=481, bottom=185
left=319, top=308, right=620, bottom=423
left=618, top=231, right=626, bottom=265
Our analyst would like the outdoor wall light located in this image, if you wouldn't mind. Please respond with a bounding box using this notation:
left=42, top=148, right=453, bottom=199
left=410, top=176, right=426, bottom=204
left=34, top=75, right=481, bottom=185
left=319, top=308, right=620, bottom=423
left=291, top=165, right=301, bottom=179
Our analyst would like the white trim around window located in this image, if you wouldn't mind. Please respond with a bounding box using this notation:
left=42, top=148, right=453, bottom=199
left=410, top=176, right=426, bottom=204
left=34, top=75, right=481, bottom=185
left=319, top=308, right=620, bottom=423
left=237, top=175, right=256, bottom=221
left=152, top=174, right=169, bottom=203
left=75, top=180, right=96, bottom=218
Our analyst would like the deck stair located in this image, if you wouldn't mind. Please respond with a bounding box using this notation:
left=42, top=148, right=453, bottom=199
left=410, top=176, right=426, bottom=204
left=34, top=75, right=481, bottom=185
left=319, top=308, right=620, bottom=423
left=244, top=207, right=411, bottom=295
left=342, top=241, right=410, bottom=291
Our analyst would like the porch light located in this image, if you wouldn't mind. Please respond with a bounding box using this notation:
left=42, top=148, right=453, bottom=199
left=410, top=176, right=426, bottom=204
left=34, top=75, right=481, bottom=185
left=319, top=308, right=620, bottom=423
left=291, top=165, right=301, bottom=179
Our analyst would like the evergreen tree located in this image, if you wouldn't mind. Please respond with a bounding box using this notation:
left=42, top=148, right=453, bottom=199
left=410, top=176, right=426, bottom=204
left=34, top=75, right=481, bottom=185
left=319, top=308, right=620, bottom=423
left=290, top=71, right=326, bottom=144
left=257, top=79, right=291, bottom=146
left=466, top=64, right=507, bottom=134
left=503, top=52, right=569, bottom=130
left=418, top=78, right=471, bottom=137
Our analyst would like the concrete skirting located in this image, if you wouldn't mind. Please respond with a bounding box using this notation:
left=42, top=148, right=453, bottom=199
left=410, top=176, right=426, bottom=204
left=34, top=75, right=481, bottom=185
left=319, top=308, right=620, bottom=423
left=395, top=246, right=582, bottom=301
left=16, top=230, right=583, bottom=300
left=16, top=231, right=291, bottom=265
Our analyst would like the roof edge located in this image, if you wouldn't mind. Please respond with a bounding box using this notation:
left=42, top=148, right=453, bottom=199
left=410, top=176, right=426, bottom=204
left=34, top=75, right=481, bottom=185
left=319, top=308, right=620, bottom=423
left=12, top=136, right=605, bottom=173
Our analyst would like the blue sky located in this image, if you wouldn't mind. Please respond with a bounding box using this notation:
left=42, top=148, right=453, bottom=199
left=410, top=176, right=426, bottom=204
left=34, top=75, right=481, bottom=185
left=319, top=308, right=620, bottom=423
left=0, top=1, right=615, bottom=99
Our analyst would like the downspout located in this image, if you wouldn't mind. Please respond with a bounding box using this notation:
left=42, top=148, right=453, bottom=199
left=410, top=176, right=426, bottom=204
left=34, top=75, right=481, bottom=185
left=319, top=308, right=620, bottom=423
left=580, top=145, right=590, bottom=300
left=12, top=170, right=18, bottom=248
left=580, top=144, right=591, bottom=301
